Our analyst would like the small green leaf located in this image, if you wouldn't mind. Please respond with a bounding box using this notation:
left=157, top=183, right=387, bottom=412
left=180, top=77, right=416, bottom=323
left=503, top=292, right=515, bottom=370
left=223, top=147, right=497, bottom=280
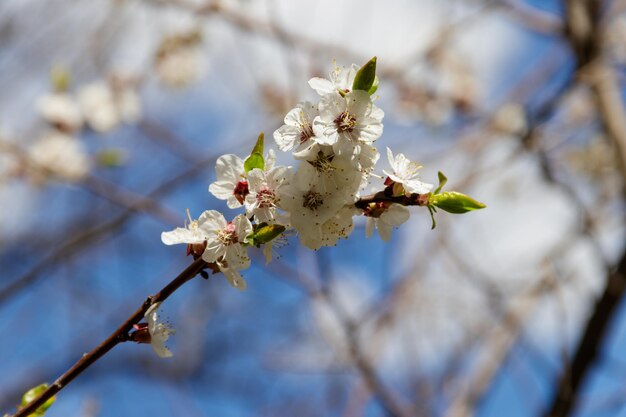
left=368, top=76, right=379, bottom=95
left=244, top=132, right=265, bottom=174
left=51, top=66, right=70, bottom=92
left=433, top=171, right=448, bottom=195
left=21, top=384, right=55, bottom=416
left=96, top=148, right=127, bottom=167
left=248, top=224, right=285, bottom=246
left=430, top=191, right=486, bottom=214
left=352, top=56, right=377, bottom=93
left=250, top=132, right=264, bottom=155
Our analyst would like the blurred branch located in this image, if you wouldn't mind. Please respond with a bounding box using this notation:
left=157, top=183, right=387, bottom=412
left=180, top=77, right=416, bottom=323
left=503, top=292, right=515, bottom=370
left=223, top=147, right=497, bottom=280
left=0, top=155, right=215, bottom=306
left=0, top=138, right=181, bottom=225
left=267, top=259, right=416, bottom=417
left=541, top=0, right=626, bottom=416
left=444, top=272, right=556, bottom=417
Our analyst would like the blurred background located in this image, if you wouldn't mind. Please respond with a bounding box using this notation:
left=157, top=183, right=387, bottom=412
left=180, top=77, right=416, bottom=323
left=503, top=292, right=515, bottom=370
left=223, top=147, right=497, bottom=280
left=1, top=0, right=625, bottom=416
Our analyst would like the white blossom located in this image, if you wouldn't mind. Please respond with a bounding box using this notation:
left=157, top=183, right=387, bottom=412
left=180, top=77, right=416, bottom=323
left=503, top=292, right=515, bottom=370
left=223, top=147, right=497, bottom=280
left=364, top=203, right=410, bottom=241
left=200, top=211, right=252, bottom=289
left=36, top=93, right=82, bottom=132
left=145, top=302, right=175, bottom=358
left=273, top=101, right=318, bottom=154
left=293, top=145, right=361, bottom=198
left=209, top=150, right=276, bottom=209
left=279, top=182, right=349, bottom=249
left=27, top=132, right=90, bottom=182
left=300, top=206, right=357, bottom=250
left=244, top=166, right=291, bottom=223
left=155, top=47, right=204, bottom=88
left=77, top=81, right=141, bottom=133
left=308, top=63, right=358, bottom=96
left=208, top=154, right=247, bottom=208
left=313, top=91, right=383, bottom=165
left=383, top=147, right=433, bottom=194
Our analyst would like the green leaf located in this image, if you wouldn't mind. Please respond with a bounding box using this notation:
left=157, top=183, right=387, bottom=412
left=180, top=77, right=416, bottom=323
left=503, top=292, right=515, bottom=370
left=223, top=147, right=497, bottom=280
left=433, top=171, right=448, bottom=195
left=244, top=132, right=265, bottom=174
left=368, top=76, right=379, bottom=95
left=248, top=224, right=285, bottom=246
left=21, top=384, right=55, bottom=416
left=96, top=148, right=127, bottom=167
left=51, top=66, right=70, bottom=92
left=352, top=56, right=377, bottom=93
left=430, top=191, right=486, bottom=214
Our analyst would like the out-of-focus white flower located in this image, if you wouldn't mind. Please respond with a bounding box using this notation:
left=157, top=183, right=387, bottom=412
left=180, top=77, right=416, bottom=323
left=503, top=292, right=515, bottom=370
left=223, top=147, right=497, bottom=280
left=491, top=103, right=527, bottom=136
left=313, top=91, right=383, bottom=165
left=308, top=62, right=358, bottom=96
left=364, top=203, right=410, bottom=241
left=244, top=166, right=291, bottom=223
left=155, top=47, right=204, bottom=88
left=27, top=132, right=90, bottom=182
left=36, top=93, right=82, bottom=133
left=145, top=302, right=175, bottom=358
left=273, top=101, right=319, bottom=154
left=77, top=80, right=141, bottom=133
left=383, top=147, right=432, bottom=194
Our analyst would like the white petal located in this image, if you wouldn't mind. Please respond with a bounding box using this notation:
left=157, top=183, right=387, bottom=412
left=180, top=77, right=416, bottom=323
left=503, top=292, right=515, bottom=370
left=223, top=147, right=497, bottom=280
left=246, top=168, right=265, bottom=192
left=214, top=154, right=244, bottom=182
left=308, top=77, right=335, bottom=95
left=380, top=204, right=410, bottom=226
left=386, top=147, right=395, bottom=171
left=221, top=267, right=248, bottom=290
left=161, top=227, right=204, bottom=245
left=209, top=180, right=236, bottom=200
left=404, top=180, right=434, bottom=194
left=233, top=214, right=253, bottom=242
left=345, top=90, right=371, bottom=118
left=198, top=210, right=227, bottom=230
left=377, top=222, right=393, bottom=242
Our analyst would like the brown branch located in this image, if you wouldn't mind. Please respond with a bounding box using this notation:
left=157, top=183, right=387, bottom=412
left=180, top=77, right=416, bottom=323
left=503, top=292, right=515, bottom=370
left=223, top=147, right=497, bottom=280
left=354, top=190, right=429, bottom=210
left=10, top=257, right=210, bottom=417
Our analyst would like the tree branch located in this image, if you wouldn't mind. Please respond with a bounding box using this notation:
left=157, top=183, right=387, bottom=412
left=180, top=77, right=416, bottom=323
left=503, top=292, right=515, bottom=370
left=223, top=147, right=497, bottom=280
left=9, top=257, right=210, bottom=417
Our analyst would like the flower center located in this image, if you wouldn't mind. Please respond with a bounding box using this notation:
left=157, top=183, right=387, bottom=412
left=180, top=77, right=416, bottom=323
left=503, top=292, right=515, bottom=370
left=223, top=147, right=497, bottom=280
left=298, top=113, right=314, bottom=144
left=363, top=201, right=391, bottom=218
left=256, top=187, right=276, bottom=208
left=334, top=111, right=357, bottom=133
left=233, top=180, right=249, bottom=205
left=302, top=190, right=324, bottom=211
left=218, top=222, right=238, bottom=245
left=308, top=151, right=335, bottom=174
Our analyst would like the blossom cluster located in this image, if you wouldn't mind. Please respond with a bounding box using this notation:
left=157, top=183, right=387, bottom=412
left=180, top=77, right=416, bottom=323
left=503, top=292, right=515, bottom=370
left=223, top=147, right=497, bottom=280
left=161, top=58, right=486, bottom=295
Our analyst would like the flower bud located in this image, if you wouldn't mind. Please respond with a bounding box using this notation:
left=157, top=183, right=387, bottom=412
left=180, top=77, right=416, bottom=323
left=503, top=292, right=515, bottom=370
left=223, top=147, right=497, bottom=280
left=429, top=191, right=486, bottom=213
